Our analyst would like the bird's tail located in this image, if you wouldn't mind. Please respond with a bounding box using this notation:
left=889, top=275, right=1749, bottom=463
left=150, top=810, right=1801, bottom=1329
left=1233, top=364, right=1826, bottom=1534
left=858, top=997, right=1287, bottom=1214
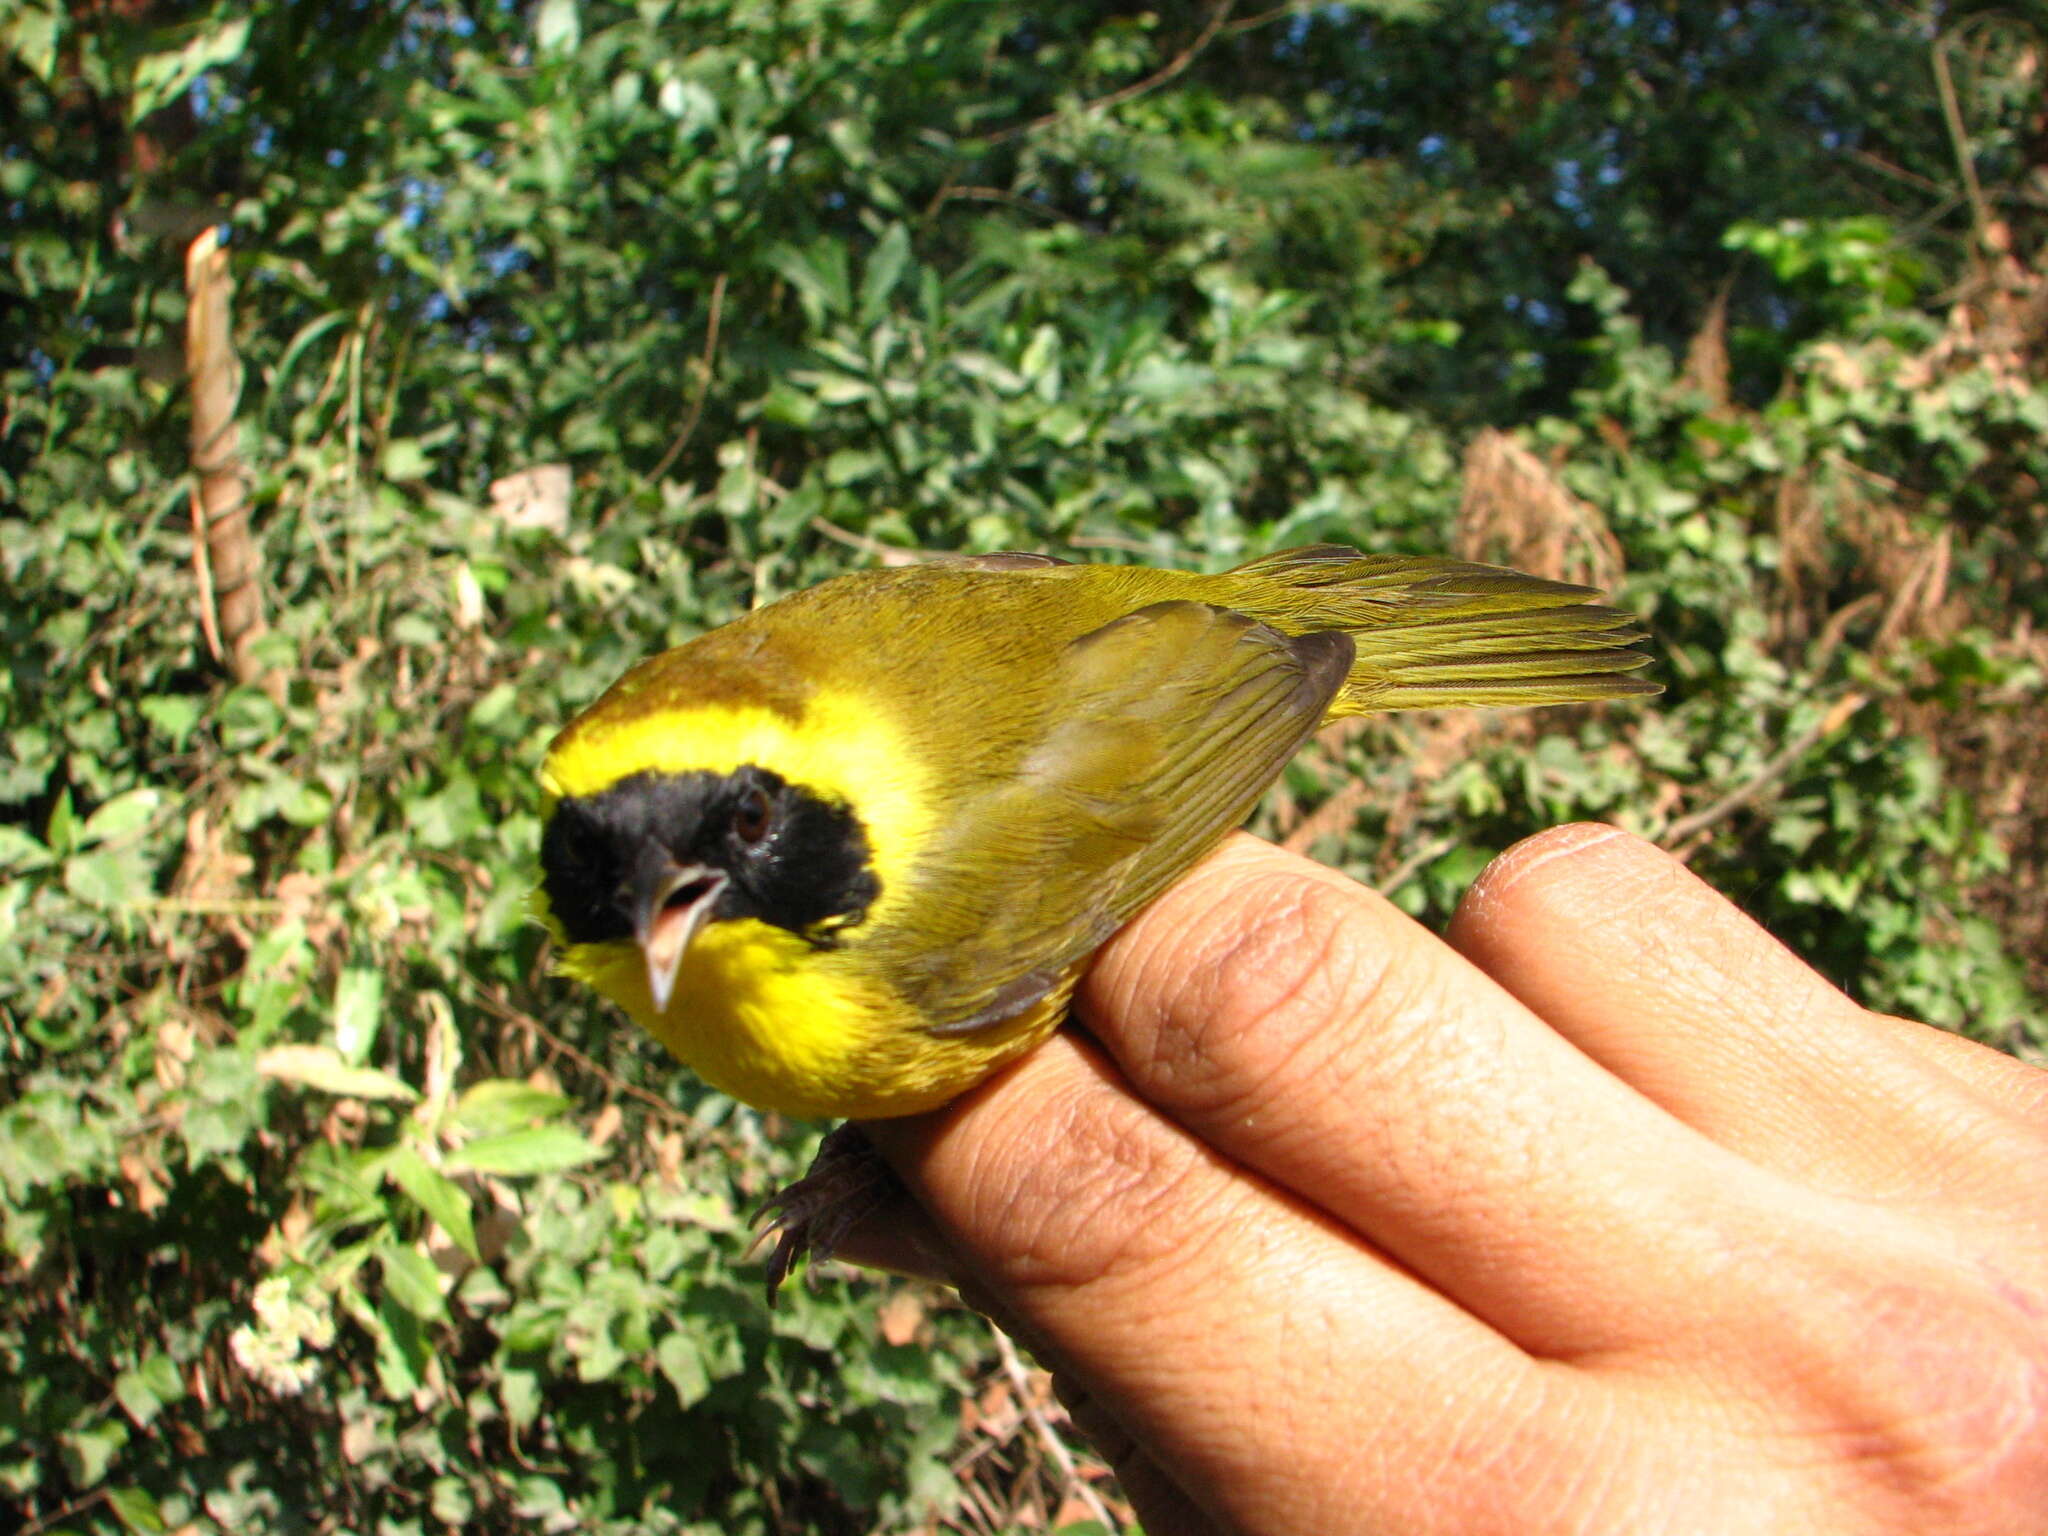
left=1214, top=544, right=1659, bottom=714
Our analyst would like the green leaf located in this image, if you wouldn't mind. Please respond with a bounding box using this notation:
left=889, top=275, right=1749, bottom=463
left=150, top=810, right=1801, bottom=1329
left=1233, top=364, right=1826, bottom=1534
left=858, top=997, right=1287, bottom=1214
left=331, top=966, right=384, bottom=1065
left=138, top=695, right=205, bottom=748
left=106, top=1485, right=168, bottom=1535
left=383, top=1146, right=480, bottom=1262
left=1, top=2, right=60, bottom=86
left=500, top=1367, right=543, bottom=1431
left=535, top=0, right=579, bottom=53
left=59, top=1417, right=129, bottom=1488
left=379, top=437, right=433, bottom=483
left=823, top=448, right=885, bottom=486
left=64, top=847, right=149, bottom=908
left=656, top=77, right=717, bottom=132
left=655, top=1331, right=712, bottom=1409
left=859, top=224, right=912, bottom=322
left=430, top=1476, right=475, bottom=1526
left=368, top=1296, right=428, bottom=1396
left=450, top=1079, right=573, bottom=1137
left=405, top=774, right=485, bottom=849
left=0, top=826, right=54, bottom=874
left=767, top=240, right=851, bottom=321
left=257, top=1044, right=418, bottom=1103
left=511, top=1474, right=568, bottom=1521
left=445, top=1126, right=601, bottom=1176
left=81, top=787, right=163, bottom=846
left=113, top=1351, right=183, bottom=1428
left=377, top=1239, right=449, bottom=1323
left=129, top=17, right=251, bottom=123
left=46, top=788, right=76, bottom=857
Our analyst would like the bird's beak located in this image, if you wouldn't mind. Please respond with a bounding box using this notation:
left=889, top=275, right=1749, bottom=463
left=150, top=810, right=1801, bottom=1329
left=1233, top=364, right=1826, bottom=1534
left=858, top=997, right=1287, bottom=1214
left=632, top=863, right=728, bottom=1014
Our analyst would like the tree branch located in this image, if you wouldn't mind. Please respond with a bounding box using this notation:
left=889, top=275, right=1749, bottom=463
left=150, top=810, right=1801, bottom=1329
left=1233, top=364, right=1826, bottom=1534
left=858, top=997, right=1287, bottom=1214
left=980, top=1, right=1238, bottom=144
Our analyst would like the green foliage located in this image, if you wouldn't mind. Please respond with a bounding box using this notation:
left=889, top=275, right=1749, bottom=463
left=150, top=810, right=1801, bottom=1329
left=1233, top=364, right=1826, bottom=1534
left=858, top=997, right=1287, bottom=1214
left=4, top=1, right=2045, bottom=1533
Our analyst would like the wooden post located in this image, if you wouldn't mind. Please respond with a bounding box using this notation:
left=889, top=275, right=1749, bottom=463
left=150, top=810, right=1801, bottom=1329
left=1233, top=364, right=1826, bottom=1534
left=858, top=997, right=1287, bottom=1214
left=184, top=226, right=272, bottom=689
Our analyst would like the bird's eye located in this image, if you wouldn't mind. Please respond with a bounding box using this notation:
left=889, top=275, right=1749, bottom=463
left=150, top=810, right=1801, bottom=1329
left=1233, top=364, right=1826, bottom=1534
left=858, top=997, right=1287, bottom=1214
left=731, top=785, right=773, bottom=847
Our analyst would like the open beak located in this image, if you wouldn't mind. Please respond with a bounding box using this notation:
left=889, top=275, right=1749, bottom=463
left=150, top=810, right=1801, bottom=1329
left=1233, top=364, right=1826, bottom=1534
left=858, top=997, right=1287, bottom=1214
left=632, top=863, right=729, bottom=1014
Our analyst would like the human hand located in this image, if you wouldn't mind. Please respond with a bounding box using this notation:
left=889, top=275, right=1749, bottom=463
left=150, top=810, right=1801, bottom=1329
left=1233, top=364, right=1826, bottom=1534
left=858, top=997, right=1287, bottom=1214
left=853, top=826, right=2048, bottom=1535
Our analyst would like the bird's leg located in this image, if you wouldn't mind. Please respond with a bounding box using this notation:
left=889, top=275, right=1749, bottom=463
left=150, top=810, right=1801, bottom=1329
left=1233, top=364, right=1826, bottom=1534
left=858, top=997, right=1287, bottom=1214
left=756, top=1122, right=903, bottom=1301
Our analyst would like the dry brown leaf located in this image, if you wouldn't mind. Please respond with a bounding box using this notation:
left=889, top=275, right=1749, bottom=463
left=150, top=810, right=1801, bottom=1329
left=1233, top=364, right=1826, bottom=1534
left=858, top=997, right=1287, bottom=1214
left=877, top=1287, right=926, bottom=1347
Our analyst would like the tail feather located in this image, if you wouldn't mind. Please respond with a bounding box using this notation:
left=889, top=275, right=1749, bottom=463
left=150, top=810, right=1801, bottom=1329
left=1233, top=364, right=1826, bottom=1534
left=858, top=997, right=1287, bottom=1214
left=1217, top=545, right=1658, bottom=715
left=1367, top=671, right=1659, bottom=711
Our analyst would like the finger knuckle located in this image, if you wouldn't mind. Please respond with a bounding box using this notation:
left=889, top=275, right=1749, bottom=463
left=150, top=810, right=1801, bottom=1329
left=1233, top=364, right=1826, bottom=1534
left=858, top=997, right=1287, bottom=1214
left=961, top=1071, right=1225, bottom=1295
left=1134, top=869, right=1437, bottom=1121
left=1777, top=1271, right=2048, bottom=1529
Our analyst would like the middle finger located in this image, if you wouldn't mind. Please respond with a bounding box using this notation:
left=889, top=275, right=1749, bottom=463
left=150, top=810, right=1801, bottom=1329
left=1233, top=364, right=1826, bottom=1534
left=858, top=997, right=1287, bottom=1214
left=1076, top=835, right=1823, bottom=1358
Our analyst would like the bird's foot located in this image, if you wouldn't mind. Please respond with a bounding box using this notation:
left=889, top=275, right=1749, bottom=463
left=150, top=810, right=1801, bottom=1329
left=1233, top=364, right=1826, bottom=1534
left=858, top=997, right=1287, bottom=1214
left=756, top=1122, right=902, bottom=1302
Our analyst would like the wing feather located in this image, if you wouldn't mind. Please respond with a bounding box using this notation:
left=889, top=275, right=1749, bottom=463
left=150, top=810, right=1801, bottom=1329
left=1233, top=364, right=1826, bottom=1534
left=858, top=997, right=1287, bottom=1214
left=877, top=601, right=1351, bottom=1033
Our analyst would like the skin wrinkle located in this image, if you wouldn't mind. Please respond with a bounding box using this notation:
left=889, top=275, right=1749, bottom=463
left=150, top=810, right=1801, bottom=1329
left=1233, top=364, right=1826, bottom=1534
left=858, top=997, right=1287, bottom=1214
left=1412, top=1360, right=1626, bottom=1536
left=1457, top=824, right=1861, bottom=1061
left=1160, top=872, right=1379, bottom=1108
left=1635, top=1194, right=2048, bottom=1513
left=1752, top=1267, right=2048, bottom=1528
left=1197, top=1246, right=1529, bottom=1536
left=1126, top=867, right=1437, bottom=1144
left=1502, top=1375, right=1640, bottom=1536
left=1099, top=859, right=1364, bottom=1062
left=900, top=1035, right=1561, bottom=1534
left=1871, top=1015, right=2048, bottom=1122
left=1245, top=1277, right=1483, bottom=1536
left=945, top=1049, right=1225, bottom=1294
left=1054, top=1217, right=1409, bottom=1535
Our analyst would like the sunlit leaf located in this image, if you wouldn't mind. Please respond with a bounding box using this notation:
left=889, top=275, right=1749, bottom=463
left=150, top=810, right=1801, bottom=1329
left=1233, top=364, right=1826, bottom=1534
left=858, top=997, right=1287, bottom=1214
left=450, top=1080, right=573, bottom=1137
left=445, top=1127, right=601, bottom=1176
left=383, top=1146, right=480, bottom=1263
left=128, top=17, right=251, bottom=123
left=257, top=1045, right=418, bottom=1103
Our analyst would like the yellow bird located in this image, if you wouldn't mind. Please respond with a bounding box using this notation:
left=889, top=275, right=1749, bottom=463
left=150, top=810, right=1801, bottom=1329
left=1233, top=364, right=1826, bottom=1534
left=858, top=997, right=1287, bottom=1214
left=537, top=545, right=1655, bottom=1138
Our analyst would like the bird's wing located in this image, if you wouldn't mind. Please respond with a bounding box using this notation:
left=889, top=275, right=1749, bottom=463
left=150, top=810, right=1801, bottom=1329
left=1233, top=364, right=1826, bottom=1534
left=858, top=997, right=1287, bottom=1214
left=880, top=600, right=1353, bottom=1035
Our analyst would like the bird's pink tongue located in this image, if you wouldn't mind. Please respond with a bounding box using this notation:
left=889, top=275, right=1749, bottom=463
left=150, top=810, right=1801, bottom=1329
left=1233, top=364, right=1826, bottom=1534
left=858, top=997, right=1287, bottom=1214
left=641, top=875, right=723, bottom=1012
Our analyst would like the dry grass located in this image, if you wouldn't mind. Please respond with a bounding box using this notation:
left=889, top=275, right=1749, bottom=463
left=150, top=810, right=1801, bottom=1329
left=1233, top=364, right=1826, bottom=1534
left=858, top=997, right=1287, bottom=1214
left=1454, top=427, right=1626, bottom=592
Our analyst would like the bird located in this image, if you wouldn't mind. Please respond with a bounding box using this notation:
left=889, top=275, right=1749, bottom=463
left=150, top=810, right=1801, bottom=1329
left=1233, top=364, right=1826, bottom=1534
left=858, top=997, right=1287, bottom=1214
left=535, top=544, right=1657, bottom=1283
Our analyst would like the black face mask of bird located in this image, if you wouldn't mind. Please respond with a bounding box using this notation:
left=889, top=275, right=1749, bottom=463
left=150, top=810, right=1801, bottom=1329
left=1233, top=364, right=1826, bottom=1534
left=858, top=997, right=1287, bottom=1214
left=540, top=763, right=882, bottom=1013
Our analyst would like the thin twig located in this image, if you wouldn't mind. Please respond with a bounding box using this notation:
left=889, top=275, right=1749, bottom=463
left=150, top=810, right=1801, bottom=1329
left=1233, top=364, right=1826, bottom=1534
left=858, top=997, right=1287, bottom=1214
left=188, top=482, right=224, bottom=663
left=1065, top=532, right=1190, bottom=558
left=807, top=516, right=931, bottom=565
left=599, top=272, right=728, bottom=528
left=1280, top=775, right=1371, bottom=856
left=925, top=183, right=1071, bottom=219
left=1844, top=145, right=1947, bottom=195
left=1931, top=32, right=1993, bottom=251
left=1662, top=692, right=1871, bottom=847
left=19, top=1489, right=110, bottom=1536
left=1376, top=833, right=1459, bottom=897
left=991, top=1326, right=1118, bottom=1531
left=1805, top=590, right=1883, bottom=681
left=467, top=986, right=698, bottom=1131
left=1223, top=1, right=1311, bottom=36
left=980, top=0, right=1238, bottom=143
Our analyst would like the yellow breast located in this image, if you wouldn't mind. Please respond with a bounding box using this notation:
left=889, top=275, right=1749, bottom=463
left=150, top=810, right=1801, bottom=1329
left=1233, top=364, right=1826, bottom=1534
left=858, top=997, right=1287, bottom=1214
left=557, top=920, right=1066, bottom=1121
